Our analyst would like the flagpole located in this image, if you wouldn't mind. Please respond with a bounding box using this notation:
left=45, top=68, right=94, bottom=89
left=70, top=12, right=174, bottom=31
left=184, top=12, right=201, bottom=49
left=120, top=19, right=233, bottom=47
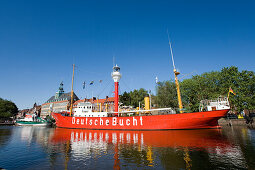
left=83, top=81, right=86, bottom=99
left=70, top=64, right=75, bottom=117
left=227, top=87, right=232, bottom=100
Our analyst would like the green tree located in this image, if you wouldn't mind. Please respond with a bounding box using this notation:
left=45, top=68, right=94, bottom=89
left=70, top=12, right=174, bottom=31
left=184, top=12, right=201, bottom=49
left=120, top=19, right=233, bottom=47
left=181, top=71, right=221, bottom=112
left=120, top=88, right=148, bottom=108
left=181, top=78, right=200, bottom=112
left=119, top=91, right=131, bottom=106
left=130, top=88, right=148, bottom=108
left=156, top=81, right=178, bottom=108
left=239, top=70, right=255, bottom=110
left=0, top=98, right=18, bottom=119
left=156, top=66, right=255, bottom=113
left=218, top=66, right=255, bottom=112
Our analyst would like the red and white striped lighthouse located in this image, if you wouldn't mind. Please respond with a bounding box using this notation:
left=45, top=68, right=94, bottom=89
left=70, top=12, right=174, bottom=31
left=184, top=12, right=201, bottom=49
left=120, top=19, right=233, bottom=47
left=111, top=65, right=121, bottom=116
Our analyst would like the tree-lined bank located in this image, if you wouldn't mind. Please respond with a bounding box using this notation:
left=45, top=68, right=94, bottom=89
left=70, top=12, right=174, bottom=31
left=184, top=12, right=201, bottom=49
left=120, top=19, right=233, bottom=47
left=120, top=66, right=255, bottom=113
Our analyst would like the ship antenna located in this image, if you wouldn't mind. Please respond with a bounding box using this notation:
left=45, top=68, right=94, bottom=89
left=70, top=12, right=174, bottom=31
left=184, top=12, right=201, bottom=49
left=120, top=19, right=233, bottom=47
left=167, top=30, right=183, bottom=113
left=167, top=30, right=176, bottom=70
left=113, top=56, right=115, bottom=67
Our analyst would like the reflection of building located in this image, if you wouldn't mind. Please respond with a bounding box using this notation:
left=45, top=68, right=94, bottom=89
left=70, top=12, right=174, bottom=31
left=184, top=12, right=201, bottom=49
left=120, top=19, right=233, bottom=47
left=41, top=82, right=79, bottom=118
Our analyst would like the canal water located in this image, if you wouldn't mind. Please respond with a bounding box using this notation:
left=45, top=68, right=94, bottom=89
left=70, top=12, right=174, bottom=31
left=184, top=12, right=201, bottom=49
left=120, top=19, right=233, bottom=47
left=0, top=126, right=255, bottom=170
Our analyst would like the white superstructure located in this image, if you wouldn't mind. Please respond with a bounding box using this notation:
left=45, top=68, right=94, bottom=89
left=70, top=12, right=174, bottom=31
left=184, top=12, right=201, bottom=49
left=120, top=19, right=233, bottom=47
left=73, top=102, right=108, bottom=117
left=199, top=96, right=230, bottom=112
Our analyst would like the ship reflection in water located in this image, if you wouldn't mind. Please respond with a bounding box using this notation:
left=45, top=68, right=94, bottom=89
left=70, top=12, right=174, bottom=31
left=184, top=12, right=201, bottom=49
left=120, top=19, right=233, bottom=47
left=48, top=128, right=254, bottom=169
left=1, top=126, right=255, bottom=169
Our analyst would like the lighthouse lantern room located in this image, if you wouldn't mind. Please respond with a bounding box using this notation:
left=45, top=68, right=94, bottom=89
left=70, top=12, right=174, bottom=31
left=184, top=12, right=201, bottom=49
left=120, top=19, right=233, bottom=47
left=111, top=65, right=121, bottom=116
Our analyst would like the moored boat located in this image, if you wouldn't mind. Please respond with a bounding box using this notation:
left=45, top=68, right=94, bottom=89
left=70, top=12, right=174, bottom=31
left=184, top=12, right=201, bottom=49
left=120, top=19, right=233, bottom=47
left=52, top=109, right=229, bottom=130
left=52, top=63, right=230, bottom=130
left=52, top=40, right=231, bottom=130
left=16, top=114, right=50, bottom=126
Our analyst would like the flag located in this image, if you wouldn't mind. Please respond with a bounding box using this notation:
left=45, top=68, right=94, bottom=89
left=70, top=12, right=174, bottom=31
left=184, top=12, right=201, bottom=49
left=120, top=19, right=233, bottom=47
left=89, top=81, right=94, bottom=85
left=229, top=87, right=236, bottom=95
left=83, top=81, right=86, bottom=89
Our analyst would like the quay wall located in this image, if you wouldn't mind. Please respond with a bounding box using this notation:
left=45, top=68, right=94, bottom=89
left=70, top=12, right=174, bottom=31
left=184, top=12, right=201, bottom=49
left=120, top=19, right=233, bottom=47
left=218, top=118, right=252, bottom=126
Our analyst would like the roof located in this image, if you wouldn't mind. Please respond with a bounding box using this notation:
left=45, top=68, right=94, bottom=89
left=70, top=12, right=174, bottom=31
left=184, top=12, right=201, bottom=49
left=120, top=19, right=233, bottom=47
left=74, top=97, right=115, bottom=105
left=45, top=92, right=79, bottom=104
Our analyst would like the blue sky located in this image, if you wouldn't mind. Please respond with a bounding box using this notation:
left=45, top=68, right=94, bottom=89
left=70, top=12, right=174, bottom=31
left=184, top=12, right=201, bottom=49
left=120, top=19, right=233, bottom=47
left=0, top=0, right=254, bottom=109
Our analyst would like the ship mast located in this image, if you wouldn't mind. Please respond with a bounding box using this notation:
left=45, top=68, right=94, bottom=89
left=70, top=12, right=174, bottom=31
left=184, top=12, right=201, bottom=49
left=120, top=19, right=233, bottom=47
left=70, top=64, right=75, bottom=116
left=168, top=35, right=183, bottom=113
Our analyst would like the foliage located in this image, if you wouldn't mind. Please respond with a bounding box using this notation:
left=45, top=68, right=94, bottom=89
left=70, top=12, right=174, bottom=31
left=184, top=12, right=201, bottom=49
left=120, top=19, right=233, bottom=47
left=0, top=98, right=18, bottom=119
left=119, top=91, right=131, bottom=106
left=156, top=66, right=255, bottom=112
left=120, top=88, right=148, bottom=108
left=156, top=81, right=178, bottom=108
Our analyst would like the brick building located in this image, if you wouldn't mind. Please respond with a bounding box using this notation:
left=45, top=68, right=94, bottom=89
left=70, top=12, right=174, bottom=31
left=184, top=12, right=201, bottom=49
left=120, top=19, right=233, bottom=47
left=73, top=96, right=115, bottom=112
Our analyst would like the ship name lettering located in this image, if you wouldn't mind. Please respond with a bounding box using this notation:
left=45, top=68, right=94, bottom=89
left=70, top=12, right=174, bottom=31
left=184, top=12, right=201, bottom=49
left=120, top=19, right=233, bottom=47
left=112, top=117, right=117, bottom=126
left=140, top=117, right=143, bottom=125
left=119, top=119, right=124, bottom=126
left=71, top=116, right=144, bottom=126
left=106, top=119, right=109, bottom=126
left=100, top=118, right=103, bottom=125
left=81, top=119, right=84, bottom=125
left=133, top=117, right=137, bottom=126
left=126, top=119, right=130, bottom=126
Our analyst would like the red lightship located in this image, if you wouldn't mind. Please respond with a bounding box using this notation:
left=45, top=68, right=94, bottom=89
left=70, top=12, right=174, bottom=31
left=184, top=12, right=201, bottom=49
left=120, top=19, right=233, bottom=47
left=52, top=64, right=229, bottom=130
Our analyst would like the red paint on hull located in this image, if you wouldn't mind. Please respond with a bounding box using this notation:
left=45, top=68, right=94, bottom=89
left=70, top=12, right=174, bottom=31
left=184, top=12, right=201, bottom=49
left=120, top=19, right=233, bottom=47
left=52, top=109, right=229, bottom=130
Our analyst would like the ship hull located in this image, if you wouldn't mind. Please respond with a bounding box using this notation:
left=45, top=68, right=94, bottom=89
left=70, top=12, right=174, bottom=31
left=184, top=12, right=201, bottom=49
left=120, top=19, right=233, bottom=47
left=52, top=109, right=229, bottom=130
left=15, top=121, right=50, bottom=126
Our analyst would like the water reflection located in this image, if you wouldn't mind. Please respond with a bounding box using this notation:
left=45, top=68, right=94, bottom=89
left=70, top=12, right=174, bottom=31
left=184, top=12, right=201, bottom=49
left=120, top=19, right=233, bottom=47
left=49, top=128, right=234, bottom=169
left=0, top=127, right=12, bottom=148
left=1, top=126, right=255, bottom=169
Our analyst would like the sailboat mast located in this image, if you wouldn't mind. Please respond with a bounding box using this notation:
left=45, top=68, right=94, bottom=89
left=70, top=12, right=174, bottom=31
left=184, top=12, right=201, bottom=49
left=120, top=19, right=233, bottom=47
left=70, top=64, right=75, bottom=116
left=168, top=35, right=183, bottom=113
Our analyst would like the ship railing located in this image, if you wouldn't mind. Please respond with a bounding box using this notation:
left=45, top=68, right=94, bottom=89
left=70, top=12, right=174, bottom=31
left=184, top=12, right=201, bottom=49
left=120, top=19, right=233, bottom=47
left=199, top=96, right=229, bottom=112
left=108, top=108, right=176, bottom=117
